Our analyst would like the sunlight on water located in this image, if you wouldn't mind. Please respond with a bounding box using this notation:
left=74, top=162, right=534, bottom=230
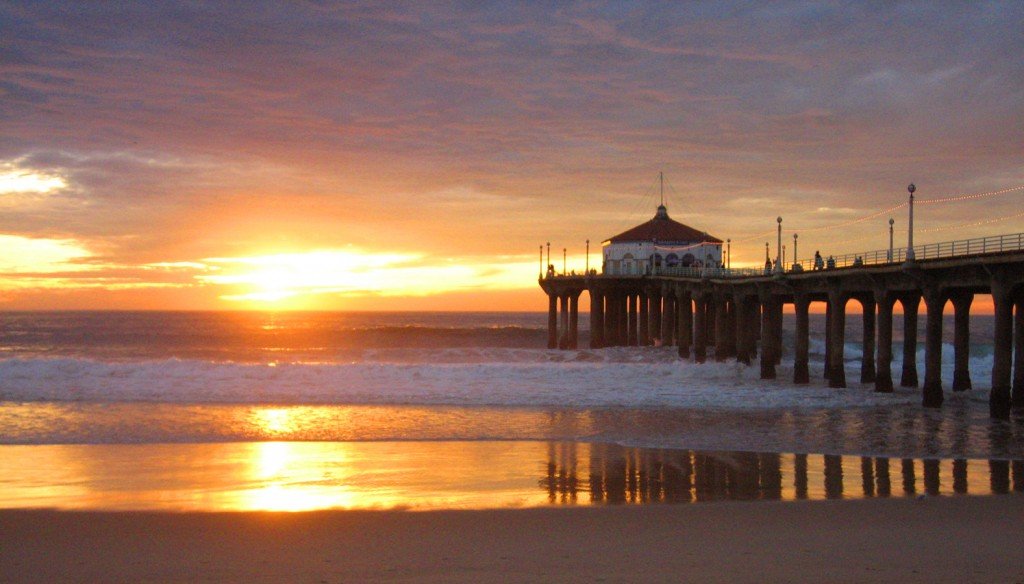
left=0, top=442, right=1019, bottom=512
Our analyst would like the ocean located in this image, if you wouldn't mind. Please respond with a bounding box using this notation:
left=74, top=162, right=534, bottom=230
left=0, top=310, right=1021, bottom=510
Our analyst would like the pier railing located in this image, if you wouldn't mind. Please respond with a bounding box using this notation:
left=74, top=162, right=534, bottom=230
left=790, top=231, right=1024, bottom=272
left=544, top=232, right=1024, bottom=280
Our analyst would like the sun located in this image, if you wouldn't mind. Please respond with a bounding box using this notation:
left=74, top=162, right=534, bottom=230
left=194, top=247, right=542, bottom=309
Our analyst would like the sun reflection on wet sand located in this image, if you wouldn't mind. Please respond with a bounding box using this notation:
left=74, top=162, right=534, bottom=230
left=0, top=442, right=1019, bottom=512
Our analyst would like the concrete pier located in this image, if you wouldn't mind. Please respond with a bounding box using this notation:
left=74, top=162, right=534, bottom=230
left=901, top=293, right=920, bottom=388
left=693, top=293, right=708, bottom=363
left=860, top=297, right=876, bottom=384
left=541, top=248, right=1024, bottom=418
left=638, top=292, right=649, bottom=346
left=922, top=289, right=945, bottom=408
left=793, top=294, right=810, bottom=383
left=827, top=290, right=846, bottom=388
left=951, top=292, right=972, bottom=391
left=875, top=291, right=895, bottom=393
left=1013, top=298, right=1024, bottom=409
left=677, top=291, right=691, bottom=359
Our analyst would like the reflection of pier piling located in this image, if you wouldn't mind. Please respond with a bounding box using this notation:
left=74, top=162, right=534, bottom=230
left=541, top=250, right=1024, bottom=418
left=544, top=444, right=1024, bottom=504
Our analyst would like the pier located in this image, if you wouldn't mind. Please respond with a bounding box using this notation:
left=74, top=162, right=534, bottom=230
left=540, top=231, right=1024, bottom=418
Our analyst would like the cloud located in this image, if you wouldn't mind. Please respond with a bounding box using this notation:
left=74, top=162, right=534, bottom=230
left=0, top=2, right=1022, bottom=306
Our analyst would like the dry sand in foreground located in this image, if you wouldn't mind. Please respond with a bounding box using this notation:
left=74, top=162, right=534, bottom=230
left=2, top=496, right=1022, bottom=583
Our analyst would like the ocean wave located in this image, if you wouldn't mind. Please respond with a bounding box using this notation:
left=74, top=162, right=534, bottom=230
left=0, top=345, right=995, bottom=410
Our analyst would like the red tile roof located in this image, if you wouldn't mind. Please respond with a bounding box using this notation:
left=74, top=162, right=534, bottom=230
left=604, top=205, right=723, bottom=244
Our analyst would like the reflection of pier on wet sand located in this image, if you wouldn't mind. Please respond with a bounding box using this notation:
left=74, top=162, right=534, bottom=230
left=544, top=442, right=1024, bottom=504
left=0, top=441, right=1020, bottom=512
left=3, top=441, right=1024, bottom=582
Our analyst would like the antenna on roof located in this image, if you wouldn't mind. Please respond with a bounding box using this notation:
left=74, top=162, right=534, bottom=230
left=659, top=171, right=664, bottom=207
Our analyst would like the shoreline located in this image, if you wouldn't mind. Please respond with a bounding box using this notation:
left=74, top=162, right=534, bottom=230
left=3, top=496, right=1022, bottom=583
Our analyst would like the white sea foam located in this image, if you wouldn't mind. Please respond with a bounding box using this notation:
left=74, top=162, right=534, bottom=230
left=0, top=342, right=996, bottom=410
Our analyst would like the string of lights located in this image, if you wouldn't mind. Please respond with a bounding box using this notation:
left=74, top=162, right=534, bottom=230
left=916, top=184, right=1024, bottom=204
left=916, top=208, right=1024, bottom=233
left=786, top=202, right=908, bottom=234
left=728, top=183, right=1024, bottom=243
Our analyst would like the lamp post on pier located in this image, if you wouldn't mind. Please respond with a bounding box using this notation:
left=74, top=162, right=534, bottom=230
left=726, top=239, right=731, bottom=270
left=888, top=217, right=895, bottom=261
left=906, top=183, right=916, bottom=262
left=774, top=216, right=783, bottom=274
left=562, top=248, right=566, bottom=275
left=546, top=242, right=550, bottom=272
left=793, top=233, right=798, bottom=269
left=585, top=239, right=589, bottom=274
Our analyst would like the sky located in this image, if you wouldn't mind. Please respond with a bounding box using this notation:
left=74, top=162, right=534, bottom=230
left=1, top=2, right=1022, bottom=311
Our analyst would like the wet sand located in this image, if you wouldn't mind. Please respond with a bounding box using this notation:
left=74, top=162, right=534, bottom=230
left=2, top=496, right=1022, bottom=583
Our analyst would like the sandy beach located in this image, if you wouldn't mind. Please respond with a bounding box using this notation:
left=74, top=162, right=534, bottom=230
left=2, top=495, right=1022, bottom=583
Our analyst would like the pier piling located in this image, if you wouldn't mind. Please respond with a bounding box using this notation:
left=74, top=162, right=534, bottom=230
left=875, top=291, right=895, bottom=392
left=951, top=292, right=973, bottom=391
left=793, top=295, right=810, bottom=384
left=860, top=297, right=877, bottom=384
left=922, top=290, right=945, bottom=408
left=827, top=291, right=847, bottom=388
left=1013, top=298, right=1024, bottom=409
left=990, top=279, right=1013, bottom=418
left=693, top=293, right=708, bottom=363
left=900, top=294, right=921, bottom=388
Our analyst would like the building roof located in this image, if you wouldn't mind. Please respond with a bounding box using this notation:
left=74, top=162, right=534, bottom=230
left=604, top=205, right=723, bottom=244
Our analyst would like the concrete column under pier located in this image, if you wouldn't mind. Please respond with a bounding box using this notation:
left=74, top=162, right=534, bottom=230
left=951, top=292, right=973, bottom=391
left=722, top=296, right=737, bottom=360
left=874, top=290, right=895, bottom=393
left=827, top=290, right=847, bottom=388
left=823, top=300, right=832, bottom=381
left=1014, top=298, right=1024, bottom=409
left=650, top=290, right=662, bottom=344
left=693, top=293, right=708, bottom=363
left=705, top=299, right=716, bottom=346
left=990, top=279, right=1013, bottom=418
left=748, top=300, right=761, bottom=361
left=547, top=293, right=558, bottom=349
left=901, top=293, right=921, bottom=388
left=861, top=297, right=876, bottom=384
left=714, top=293, right=728, bottom=362
left=617, top=294, right=628, bottom=346
left=603, top=292, right=616, bottom=346
left=759, top=295, right=777, bottom=380
left=568, top=293, right=580, bottom=350
left=793, top=294, right=810, bottom=384
left=662, top=292, right=676, bottom=346
left=922, top=289, right=945, bottom=408
left=627, top=294, right=638, bottom=346
left=558, top=294, right=570, bottom=350
left=638, top=291, right=650, bottom=346
left=773, top=300, right=783, bottom=365
left=677, top=290, right=692, bottom=359
left=735, top=295, right=752, bottom=366
left=589, top=291, right=604, bottom=349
